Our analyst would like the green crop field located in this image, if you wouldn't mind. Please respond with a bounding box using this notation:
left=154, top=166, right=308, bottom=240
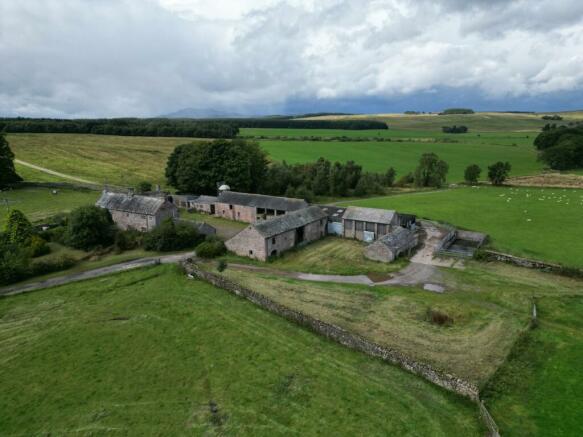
left=0, top=265, right=481, bottom=435
left=0, top=187, right=98, bottom=228
left=345, top=186, right=583, bottom=267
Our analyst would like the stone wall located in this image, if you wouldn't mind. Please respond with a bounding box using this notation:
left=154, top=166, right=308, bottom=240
left=266, top=229, right=296, bottom=257
left=184, top=262, right=480, bottom=401
left=110, top=210, right=150, bottom=231
left=225, top=227, right=267, bottom=260
left=215, top=202, right=257, bottom=223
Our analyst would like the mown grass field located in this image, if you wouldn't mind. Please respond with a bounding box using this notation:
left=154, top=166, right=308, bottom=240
left=0, top=265, right=482, bottom=435
left=483, top=295, right=583, bottom=436
left=8, top=125, right=543, bottom=186
left=345, top=186, right=583, bottom=267
left=222, top=237, right=408, bottom=276
left=0, top=186, right=98, bottom=228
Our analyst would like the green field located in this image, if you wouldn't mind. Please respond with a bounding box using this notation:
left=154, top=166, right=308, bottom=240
left=301, top=111, right=583, bottom=131
left=345, top=186, right=583, bottom=267
left=0, top=187, right=98, bottom=228
left=0, top=265, right=481, bottom=435
left=8, top=126, right=543, bottom=186
left=484, top=295, right=583, bottom=435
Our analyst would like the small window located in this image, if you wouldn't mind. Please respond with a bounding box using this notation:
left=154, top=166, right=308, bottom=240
left=229, top=204, right=233, bottom=210
left=249, top=250, right=253, bottom=255
left=272, top=237, right=276, bottom=244
left=320, top=219, right=323, bottom=225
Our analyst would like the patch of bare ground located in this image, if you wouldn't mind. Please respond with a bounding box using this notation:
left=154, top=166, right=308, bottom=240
left=509, top=172, right=583, bottom=188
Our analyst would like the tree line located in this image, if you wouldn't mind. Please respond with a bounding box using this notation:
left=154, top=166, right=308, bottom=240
left=534, top=125, right=583, bottom=170
left=215, top=118, right=388, bottom=130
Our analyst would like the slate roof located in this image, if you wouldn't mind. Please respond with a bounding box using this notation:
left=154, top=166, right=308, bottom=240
left=376, top=227, right=416, bottom=251
left=318, top=205, right=346, bottom=223
left=96, top=191, right=172, bottom=216
left=217, top=191, right=308, bottom=211
left=194, top=195, right=218, bottom=204
left=342, top=206, right=397, bottom=224
left=253, top=206, right=327, bottom=238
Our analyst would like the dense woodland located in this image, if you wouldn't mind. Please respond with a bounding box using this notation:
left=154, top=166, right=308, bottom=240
left=534, top=126, right=583, bottom=170
left=0, top=117, right=387, bottom=138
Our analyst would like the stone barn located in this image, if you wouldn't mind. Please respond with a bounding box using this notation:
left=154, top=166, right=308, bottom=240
left=191, top=195, right=218, bottom=214
left=215, top=191, right=308, bottom=223
left=364, top=227, right=418, bottom=263
left=225, top=206, right=328, bottom=261
left=342, top=206, right=400, bottom=242
left=96, top=191, right=178, bottom=232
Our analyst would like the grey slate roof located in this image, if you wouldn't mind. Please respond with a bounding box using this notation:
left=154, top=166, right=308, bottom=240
left=96, top=191, right=172, bottom=216
left=343, top=206, right=396, bottom=224
left=253, top=206, right=327, bottom=238
left=217, top=191, right=308, bottom=211
left=376, top=227, right=415, bottom=251
left=194, top=195, right=218, bottom=204
left=318, top=205, right=346, bottom=223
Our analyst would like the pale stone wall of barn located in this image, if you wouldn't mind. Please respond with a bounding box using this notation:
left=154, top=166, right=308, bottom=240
left=110, top=210, right=151, bottom=231
left=215, top=202, right=257, bottom=223
left=365, top=244, right=396, bottom=263
left=225, top=227, right=267, bottom=260
left=266, top=229, right=296, bottom=257
left=153, top=205, right=178, bottom=227
left=193, top=202, right=213, bottom=214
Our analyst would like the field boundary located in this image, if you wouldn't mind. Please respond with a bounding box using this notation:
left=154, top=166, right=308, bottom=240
left=184, top=261, right=480, bottom=399
left=483, top=250, right=583, bottom=278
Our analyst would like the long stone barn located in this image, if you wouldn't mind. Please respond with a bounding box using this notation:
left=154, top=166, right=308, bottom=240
left=214, top=191, right=308, bottom=223
left=226, top=206, right=328, bottom=260
left=96, top=191, right=178, bottom=232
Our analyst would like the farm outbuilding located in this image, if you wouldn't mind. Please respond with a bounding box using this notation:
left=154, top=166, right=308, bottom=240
left=342, top=206, right=400, bottom=242
left=215, top=191, right=309, bottom=223
left=96, top=190, right=178, bottom=232
left=225, top=206, right=328, bottom=261
left=364, top=227, right=418, bottom=263
left=319, top=205, right=346, bottom=236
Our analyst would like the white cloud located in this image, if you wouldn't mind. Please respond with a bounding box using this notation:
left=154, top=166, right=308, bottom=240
left=1, top=0, right=583, bottom=117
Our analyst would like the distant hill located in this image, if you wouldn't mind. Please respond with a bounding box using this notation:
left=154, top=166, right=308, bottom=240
left=162, top=108, right=247, bottom=119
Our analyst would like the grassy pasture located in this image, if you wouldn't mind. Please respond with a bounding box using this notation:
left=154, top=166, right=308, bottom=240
left=0, top=186, right=98, bottom=228
left=0, top=265, right=482, bottom=435
left=300, top=111, right=583, bottom=131
left=217, top=259, right=583, bottom=386
left=222, top=237, right=408, bottom=276
left=345, top=186, right=583, bottom=267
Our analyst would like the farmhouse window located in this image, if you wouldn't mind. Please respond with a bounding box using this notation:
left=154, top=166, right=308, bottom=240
left=355, top=221, right=363, bottom=231
left=366, top=222, right=375, bottom=232
left=272, top=237, right=276, bottom=244
left=249, top=250, right=253, bottom=255
left=277, top=210, right=285, bottom=215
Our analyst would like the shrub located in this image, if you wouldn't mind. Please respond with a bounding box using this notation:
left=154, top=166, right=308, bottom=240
left=464, top=164, right=481, bottom=184
left=137, top=181, right=153, bottom=194
left=65, top=206, right=115, bottom=250
left=487, top=161, right=512, bottom=185
left=0, top=244, right=30, bottom=286
left=114, top=229, right=143, bottom=252
left=196, top=238, right=226, bottom=259
left=4, top=209, right=33, bottom=246
left=41, top=226, right=67, bottom=244
left=395, top=172, right=414, bottom=187
left=426, top=308, right=454, bottom=327
left=29, top=235, right=50, bottom=258
left=143, top=219, right=202, bottom=252
left=30, top=255, right=77, bottom=276
left=217, top=259, right=228, bottom=272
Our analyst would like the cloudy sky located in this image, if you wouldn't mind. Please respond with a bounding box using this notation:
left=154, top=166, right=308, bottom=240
left=1, top=0, right=583, bottom=117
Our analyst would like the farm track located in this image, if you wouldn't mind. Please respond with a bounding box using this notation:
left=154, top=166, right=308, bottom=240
left=15, top=159, right=98, bottom=185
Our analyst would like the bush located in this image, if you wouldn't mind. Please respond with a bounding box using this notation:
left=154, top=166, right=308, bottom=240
left=196, top=238, right=226, bottom=259
left=114, top=229, right=143, bottom=252
left=65, top=206, right=115, bottom=250
left=395, top=172, right=414, bottom=187
left=487, top=161, right=512, bottom=185
left=41, top=226, right=67, bottom=244
left=442, top=125, right=468, bottom=134
left=0, top=244, right=30, bottom=286
left=217, top=259, right=228, bottom=272
left=30, top=255, right=77, bottom=276
left=29, top=235, right=50, bottom=258
left=464, top=164, right=481, bottom=184
left=143, top=219, right=202, bottom=252
left=137, top=181, right=153, bottom=194
left=4, top=209, right=33, bottom=246
left=426, top=308, right=454, bottom=327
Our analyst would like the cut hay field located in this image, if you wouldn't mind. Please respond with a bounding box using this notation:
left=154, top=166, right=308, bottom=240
left=345, top=186, right=583, bottom=268
left=0, top=186, right=98, bottom=228
left=8, top=127, right=543, bottom=186
left=0, top=265, right=482, bottom=435
left=300, top=111, right=583, bottom=131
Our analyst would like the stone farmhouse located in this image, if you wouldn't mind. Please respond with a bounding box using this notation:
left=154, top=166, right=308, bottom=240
left=214, top=191, right=309, bottom=223
left=365, top=227, right=418, bottom=263
left=96, top=190, right=178, bottom=232
left=342, top=206, right=402, bottom=242
left=226, top=206, right=328, bottom=261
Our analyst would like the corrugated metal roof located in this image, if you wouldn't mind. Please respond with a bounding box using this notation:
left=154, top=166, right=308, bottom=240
left=217, top=191, right=308, bottom=211
left=96, top=191, right=171, bottom=215
left=343, top=206, right=396, bottom=224
left=253, top=206, right=327, bottom=238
